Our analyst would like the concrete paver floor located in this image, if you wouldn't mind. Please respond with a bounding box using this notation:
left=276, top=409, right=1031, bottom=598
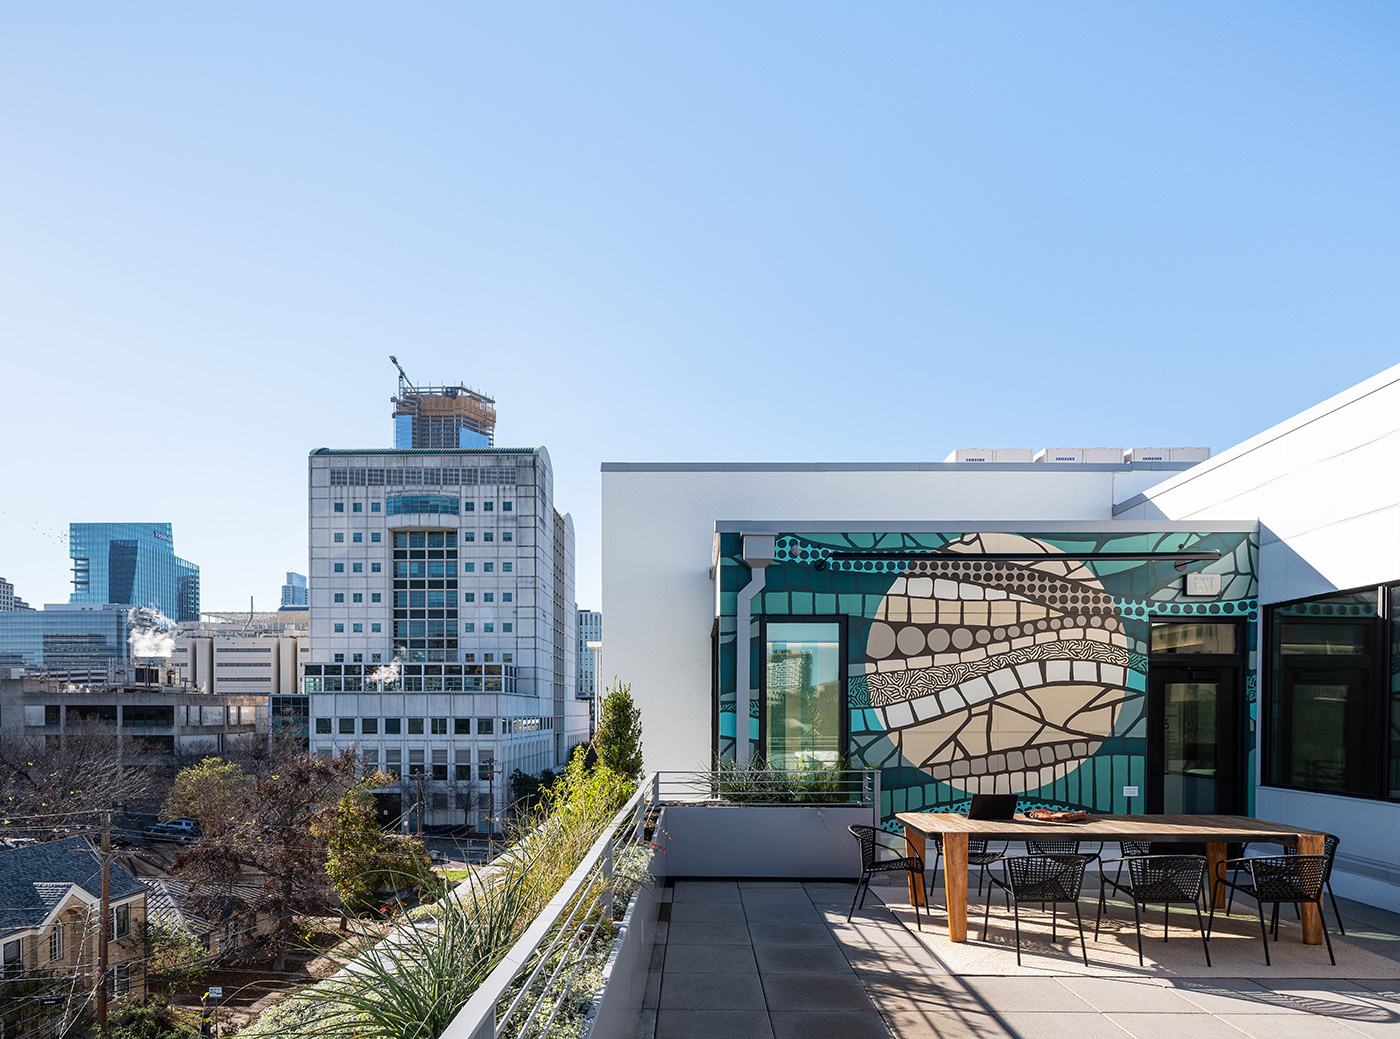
left=640, top=878, right=1400, bottom=1039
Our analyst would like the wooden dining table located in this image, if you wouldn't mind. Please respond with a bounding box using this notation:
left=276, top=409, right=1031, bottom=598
left=895, top=812, right=1330, bottom=945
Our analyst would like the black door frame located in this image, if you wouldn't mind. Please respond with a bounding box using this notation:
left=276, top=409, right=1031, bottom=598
left=756, top=615, right=849, bottom=767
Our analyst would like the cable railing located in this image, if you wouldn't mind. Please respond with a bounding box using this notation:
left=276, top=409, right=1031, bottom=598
left=439, top=774, right=658, bottom=1039
left=654, top=768, right=879, bottom=807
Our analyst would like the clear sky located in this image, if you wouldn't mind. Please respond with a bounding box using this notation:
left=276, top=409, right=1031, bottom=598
left=2, top=2, right=1397, bottom=615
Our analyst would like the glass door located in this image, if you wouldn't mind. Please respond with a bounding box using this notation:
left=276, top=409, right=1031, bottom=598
left=1149, top=667, right=1241, bottom=814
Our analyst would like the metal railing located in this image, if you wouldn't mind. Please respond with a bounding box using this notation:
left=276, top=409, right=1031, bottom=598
left=654, top=769, right=879, bottom=807
left=440, top=774, right=658, bottom=1039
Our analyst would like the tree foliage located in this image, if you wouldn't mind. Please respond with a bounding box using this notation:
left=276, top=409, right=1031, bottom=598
left=316, top=775, right=441, bottom=914
left=160, top=756, right=251, bottom=825
left=593, top=680, right=644, bottom=780
left=173, top=744, right=360, bottom=971
left=136, top=917, right=209, bottom=987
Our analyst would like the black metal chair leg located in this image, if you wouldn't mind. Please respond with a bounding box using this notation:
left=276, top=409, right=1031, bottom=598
left=982, top=885, right=994, bottom=941
left=1013, top=902, right=1023, bottom=967
left=847, top=873, right=867, bottom=921
left=1270, top=902, right=1280, bottom=939
left=1257, top=903, right=1272, bottom=966
left=1133, top=899, right=1144, bottom=966
left=1164, top=902, right=1169, bottom=941
left=1318, top=897, right=1336, bottom=966
left=1051, top=903, right=1057, bottom=941
left=1206, top=900, right=1217, bottom=939
left=1194, top=903, right=1212, bottom=967
left=1094, top=877, right=1107, bottom=940
left=910, top=869, right=922, bottom=931
left=1327, top=882, right=1346, bottom=936
left=1074, top=901, right=1088, bottom=966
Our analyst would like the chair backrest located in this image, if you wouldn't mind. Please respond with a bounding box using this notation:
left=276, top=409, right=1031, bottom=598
left=1285, top=833, right=1340, bottom=882
left=1003, top=854, right=1088, bottom=901
left=1120, top=840, right=1152, bottom=857
left=1125, top=855, right=1206, bottom=902
left=1246, top=855, right=1329, bottom=902
left=1027, top=839, right=1081, bottom=856
left=848, top=824, right=887, bottom=870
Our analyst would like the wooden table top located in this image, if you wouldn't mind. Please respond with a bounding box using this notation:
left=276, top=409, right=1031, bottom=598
left=895, top=812, right=1327, bottom=845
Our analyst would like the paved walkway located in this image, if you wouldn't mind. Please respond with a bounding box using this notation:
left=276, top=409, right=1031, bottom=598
left=639, top=879, right=1400, bottom=1039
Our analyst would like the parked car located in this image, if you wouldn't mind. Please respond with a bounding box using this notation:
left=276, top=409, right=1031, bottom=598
left=143, top=819, right=201, bottom=843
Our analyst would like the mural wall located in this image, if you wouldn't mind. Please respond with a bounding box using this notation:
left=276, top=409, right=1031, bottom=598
left=715, top=529, right=1259, bottom=826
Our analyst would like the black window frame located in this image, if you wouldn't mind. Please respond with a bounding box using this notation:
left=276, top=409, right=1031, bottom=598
left=756, top=615, right=850, bottom=770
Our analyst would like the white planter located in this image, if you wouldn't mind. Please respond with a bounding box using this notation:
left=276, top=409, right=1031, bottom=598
left=657, top=803, right=873, bottom=878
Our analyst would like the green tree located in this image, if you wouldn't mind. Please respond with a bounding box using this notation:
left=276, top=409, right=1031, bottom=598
left=316, top=775, right=441, bottom=917
left=160, top=756, right=251, bottom=826
left=593, top=680, right=644, bottom=780
left=135, top=917, right=209, bottom=991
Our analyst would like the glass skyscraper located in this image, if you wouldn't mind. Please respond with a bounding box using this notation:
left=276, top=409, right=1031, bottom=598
left=69, top=522, right=200, bottom=621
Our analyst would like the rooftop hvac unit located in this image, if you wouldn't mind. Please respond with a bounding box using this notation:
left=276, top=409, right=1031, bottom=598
left=943, top=449, right=1035, bottom=463
left=1080, top=447, right=1125, bottom=464
left=1125, top=448, right=1170, bottom=463
left=1169, top=447, right=1211, bottom=462
left=1034, top=448, right=1084, bottom=463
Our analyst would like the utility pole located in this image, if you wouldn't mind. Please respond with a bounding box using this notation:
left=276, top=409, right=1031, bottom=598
left=98, top=810, right=111, bottom=1032
left=415, top=773, right=425, bottom=836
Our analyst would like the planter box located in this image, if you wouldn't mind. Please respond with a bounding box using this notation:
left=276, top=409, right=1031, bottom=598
left=583, top=847, right=664, bottom=1039
left=658, top=803, right=873, bottom=878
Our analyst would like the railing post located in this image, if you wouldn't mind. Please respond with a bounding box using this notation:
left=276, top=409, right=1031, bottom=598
left=871, top=769, right=882, bottom=830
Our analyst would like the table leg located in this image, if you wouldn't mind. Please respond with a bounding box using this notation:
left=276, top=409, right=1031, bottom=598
left=903, top=827, right=927, bottom=909
left=1206, top=842, right=1227, bottom=909
left=944, top=832, right=969, bottom=942
left=1297, top=833, right=1324, bottom=945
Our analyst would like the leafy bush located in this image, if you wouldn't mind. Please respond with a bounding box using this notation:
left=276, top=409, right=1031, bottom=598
left=104, top=998, right=199, bottom=1039
left=713, top=756, right=862, bottom=803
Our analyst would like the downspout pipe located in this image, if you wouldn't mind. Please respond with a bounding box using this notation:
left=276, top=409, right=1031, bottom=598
left=734, top=535, right=776, bottom=768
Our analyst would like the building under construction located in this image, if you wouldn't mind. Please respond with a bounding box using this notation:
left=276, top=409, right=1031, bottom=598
left=389, top=356, right=497, bottom=449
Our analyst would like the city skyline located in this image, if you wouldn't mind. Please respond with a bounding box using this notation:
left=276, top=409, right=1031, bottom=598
left=3, top=3, right=1399, bottom=616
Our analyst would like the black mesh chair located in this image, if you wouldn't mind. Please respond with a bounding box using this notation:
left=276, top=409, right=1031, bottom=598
left=1027, top=838, right=1102, bottom=862
left=848, top=824, right=923, bottom=930
left=926, top=834, right=1007, bottom=900
left=1095, top=854, right=1211, bottom=966
left=1284, top=833, right=1345, bottom=935
left=1209, top=854, right=1335, bottom=966
left=982, top=854, right=1090, bottom=965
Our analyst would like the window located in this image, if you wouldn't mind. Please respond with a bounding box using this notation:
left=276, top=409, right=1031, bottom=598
left=371, top=532, right=381, bottom=542
left=484, top=623, right=493, bottom=633
left=371, top=563, right=382, bottom=573
left=371, top=623, right=381, bottom=633
left=503, top=501, right=512, bottom=512
left=409, top=749, right=425, bottom=777
left=464, top=532, right=476, bottom=542
left=334, top=653, right=344, bottom=662
left=502, top=531, right=513, bottom=542
left=353, top=563, right=363, bottom=573
left=316, top=718, right=332, bottom=734
left=334, top=563, right=344, bottom=573
left=455, top=718, right=471, bottom=735
left=762, top=620, right=845, bottom=770
left=478, top=763, right=493, bottom=780
left=110, top=904, right=130, bottom=940
left=484, top=593, right=494, bottom=603
left=352, top=652, right=363, bottom=663
left=502, top=592, right=512, bottom=603
left=408, top=718, right=424, bottom=735
left=335, top=593, right=345, bottom=603
left=386, top=495, right=460, bottom=516
left=503, top=623, right=512, bottom=633
left=353, top=502, right=363, bottom=513
left=456, top=763, right=471, bottom=781
left=353, top=623, right=363, bottom=633
left=362, top=717, right=378, bottom=735
left=502, top=562, right=512, bottom=573
left=384, top=718, right=401, bottom=734
left=372, top=502, right=381, bottom=512
left=334, top=503, right=344, bottom=513
left=335, top=533, right=344, bottom=543
left=484, top=532, right=494, bottom=542
left=372, top=653, right=382, bottom=662
left=371, top=593, right=381, bottom=603
left=353, top=593, right=363, bottom=603
left=464, top=593, right=475, bottom=603
left=464, top=563, right=475, bottom=573
left=112, top=962, right=131, bottom=996
left=478, top=718, right=493, bottom=735
left=431, top=717, right=448, bottom=735
left=484, top=502, right=494, bottom=512
left=1268, top=589, right=1384, bottom=798
left=2, top=939, right=19, bottom=979
left=334, top=623, right=344, bottom=633
left=432, top=749, right=448, bottom=781
left=464, top=501, right=475, bottom=512
left=484, top=563, right=494, bottom=573
left=386, top=748, right=402, bottom=778
left=353, top=533, right=363, bottom=543
left=49, top=927, right=62, bottom=962
left=339, top=718, right=355, bottom=735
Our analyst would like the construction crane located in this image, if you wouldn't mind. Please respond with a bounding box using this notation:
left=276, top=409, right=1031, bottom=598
left=388, top=355, right=497, bottom=448
left=389, top=355, right=415, bottom=398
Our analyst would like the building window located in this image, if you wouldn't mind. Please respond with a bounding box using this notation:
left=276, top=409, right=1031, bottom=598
left=464, top=593, right=475, bottom=603
left=484, top=623, right=494, bottom=633
left=362, top=718, right=378, bottom=735
left=353, top=593, right=363, bottom=603
left=371, top=623, right=381, bottom=633
left=371, top=653, right=382, bottom=663
left=334, top=563, right=344, bottom=573
left=371, top=563, right=382, bottom=573
left=371, top=593, right=381, bottom=603
left=113, top=962, right=131, bottom=995
left=353, top=623, right=363, bottom=633
left=502, top=592, right=512, bottom=603
left=335, top=593, right=344, bottom=603
left=334, top=623, right=344, bottom=633
left=335, top=533, right=344, bottom=543
left=464, top=501, right=475, bottom=512
left=502, top=563, right=512, bottom=573
left=503, top=623, right=512, bottom=633
left=502, top=501, right=512, bottom=512
left=484, top=532, right=494, bottom=543
left=110, top=905, right=130, bottom=940
left=372, top=502, right=381, bottom=512
left=478, top=718, right=493, bottom=735
left=483, top=593, right=494, bottom=603
left=353, top=533, right=363, bottom=543
left=334, top=503, right=344, bottom=513
left=334, top=653, right=344, bottom=662
left=484, top=501, right=494, bottom=512
left=386, top=495, right=460, bottom=516
left=502, top=531, right=513, bottom=542
left=1, top=939, right=20, bottom=979
left=463, top=563, right=475, bottom=573
left=316, top=718, right=332, bottom=734
left=385, top=748, right=402, bottom=778
left=483, top=563, right=494, bottom=573
left=371, top=532, right=381, bottom=542
left=464, top=623, right=475, bottom=633
left=352, top=653, right=362, bottom=663
left=49, top=927, right=62, bottom=962
left=762, top=620, right=845, bottom=771
left=431, top=717, right=448, bottom=735
left=455, top=718, right=471, bottom=735
left=353, top=563, right=363, bottom=573
left=409, top=749, right=425, bottom=777
left=456, top=763, right=471, bottom=781
left=432, top=749, right=449, bottom=780
left=408, top=718, right=424, bottom=735
left=1267, top=589, right=1384, bottom=798
left=384, top=718, right=401, bottom=734
left=339, top=718, right=355, bottom=735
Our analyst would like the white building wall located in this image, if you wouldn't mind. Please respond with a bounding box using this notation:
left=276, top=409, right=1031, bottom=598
left=600, top=463, right=1189, bottom=773
left=1121, top=362, right=1400, bottom=911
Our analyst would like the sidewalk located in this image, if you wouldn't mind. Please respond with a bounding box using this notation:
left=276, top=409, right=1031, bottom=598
left=640, top=878, right=1400, bottom=1039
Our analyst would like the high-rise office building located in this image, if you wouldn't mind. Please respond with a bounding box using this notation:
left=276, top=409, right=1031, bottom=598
left=0, top=603, right=133, bottom=678
left=281, top=572, right=309, bottom=607
left=294, top=443, right=587, bottom=829
left=0, top=577, right=33, bottom=612
left=69, top=523, right=200, bottom=621
left=389, top=356, right=497, bottom=449
left=576, top=609, right=602, bottom=700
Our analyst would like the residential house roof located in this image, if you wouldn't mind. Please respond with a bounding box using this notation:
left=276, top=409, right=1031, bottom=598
left=0, top=836, right=145, bottom=937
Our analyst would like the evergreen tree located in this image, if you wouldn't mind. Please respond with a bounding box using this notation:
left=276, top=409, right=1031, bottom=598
left=593, top=680, right=643, bottom=780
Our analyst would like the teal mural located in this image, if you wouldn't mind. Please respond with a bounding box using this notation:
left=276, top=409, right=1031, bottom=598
left=715, top=529, right=1259, bottom=827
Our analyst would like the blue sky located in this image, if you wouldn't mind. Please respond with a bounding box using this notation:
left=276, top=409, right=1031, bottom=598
left=2, top=2, right=1398, bottom=613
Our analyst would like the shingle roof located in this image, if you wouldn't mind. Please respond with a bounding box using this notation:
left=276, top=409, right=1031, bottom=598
left=0, top=837, right=145, bottom=936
